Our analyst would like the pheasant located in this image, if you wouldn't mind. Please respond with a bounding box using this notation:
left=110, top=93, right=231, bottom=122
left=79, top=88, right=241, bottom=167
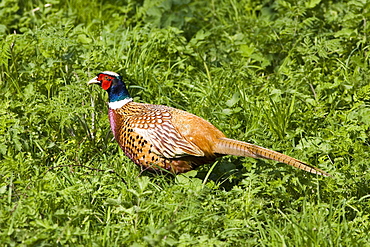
left=88, top=71, right=331, bottom=177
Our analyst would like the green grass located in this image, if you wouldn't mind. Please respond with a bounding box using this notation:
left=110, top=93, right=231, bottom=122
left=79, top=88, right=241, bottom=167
left=1, top=0, right=370, bottom=245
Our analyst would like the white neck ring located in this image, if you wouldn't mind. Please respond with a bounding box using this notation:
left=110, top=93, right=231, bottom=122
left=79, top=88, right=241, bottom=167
left=108, top=98, right=133, bottom=109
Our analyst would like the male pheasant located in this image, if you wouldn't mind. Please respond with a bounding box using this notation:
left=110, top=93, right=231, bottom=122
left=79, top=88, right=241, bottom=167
left=88, top=71, right=331, bottom=177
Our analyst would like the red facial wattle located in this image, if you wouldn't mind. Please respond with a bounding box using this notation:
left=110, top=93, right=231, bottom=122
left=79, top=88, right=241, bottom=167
left=98, top=74, right=113, bottom=90
left=101, top=80, right=111, bottom=90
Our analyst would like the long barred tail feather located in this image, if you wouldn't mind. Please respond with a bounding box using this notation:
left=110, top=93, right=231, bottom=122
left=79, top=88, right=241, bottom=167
left=214, top=138, right=331, bottom=177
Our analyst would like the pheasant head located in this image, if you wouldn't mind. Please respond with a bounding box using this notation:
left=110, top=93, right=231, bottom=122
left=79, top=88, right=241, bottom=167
left=88, top=71, right=133, bottom=108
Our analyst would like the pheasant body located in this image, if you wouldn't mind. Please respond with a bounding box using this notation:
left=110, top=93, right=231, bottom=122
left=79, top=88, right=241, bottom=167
left=109, top=101, right=225, bottom=173
left=89, top=71, right=331, bottom=177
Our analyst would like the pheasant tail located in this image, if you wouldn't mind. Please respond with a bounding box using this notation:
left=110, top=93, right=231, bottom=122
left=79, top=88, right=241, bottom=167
left=214, top=138, right=331, bottom=177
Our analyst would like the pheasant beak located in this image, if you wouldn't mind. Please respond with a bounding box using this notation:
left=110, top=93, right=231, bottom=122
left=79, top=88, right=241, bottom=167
left=88, top=76, right=100, bottom=85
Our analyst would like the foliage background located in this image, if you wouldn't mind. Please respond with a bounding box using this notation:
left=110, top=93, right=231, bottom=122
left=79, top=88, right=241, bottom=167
left=1, top=0, right=369, bottom=245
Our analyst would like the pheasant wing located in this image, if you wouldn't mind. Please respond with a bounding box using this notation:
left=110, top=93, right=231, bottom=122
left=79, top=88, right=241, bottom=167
left=129, top=106, right=204, bottom=159
left=134, top=125, right=204, bottom=159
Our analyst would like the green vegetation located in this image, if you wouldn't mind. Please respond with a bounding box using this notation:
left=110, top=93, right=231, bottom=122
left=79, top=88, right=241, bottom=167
left=1, top=0, right=369, bottom=245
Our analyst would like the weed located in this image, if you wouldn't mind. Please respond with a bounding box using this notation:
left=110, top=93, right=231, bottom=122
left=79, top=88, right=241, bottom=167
left=1, top=0, right=369, bottom=245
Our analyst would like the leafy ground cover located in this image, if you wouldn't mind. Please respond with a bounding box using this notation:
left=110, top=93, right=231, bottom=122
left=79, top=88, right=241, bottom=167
left=1, top=0, right=370, bottom=246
